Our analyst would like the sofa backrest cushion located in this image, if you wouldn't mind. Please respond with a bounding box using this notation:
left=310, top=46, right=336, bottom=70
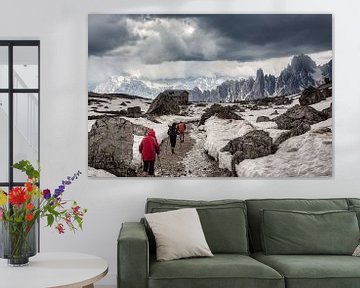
left=261, top=209, right=359, bottom=255
left=348, top=199, right=360, bottom=207
left=246, top=198, right=349, bottom=252
left=350, top=206, right=360, bottom=226
left=347, top=199, right=360, bottom=228
left=145, top=198, right=249, bottom=254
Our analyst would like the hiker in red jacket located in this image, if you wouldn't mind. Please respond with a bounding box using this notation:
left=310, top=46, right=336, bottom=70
left=177, top=121, right=186, bottom=143
left=139, top=129, right=160, bottom=176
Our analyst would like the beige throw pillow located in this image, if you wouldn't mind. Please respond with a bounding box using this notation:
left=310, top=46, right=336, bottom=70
left=145, top=208, right=213, bottom=261
left=353, top=244, right=360, bottom=256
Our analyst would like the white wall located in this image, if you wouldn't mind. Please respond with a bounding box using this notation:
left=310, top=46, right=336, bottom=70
left=1, top=0, right=360, bottom=286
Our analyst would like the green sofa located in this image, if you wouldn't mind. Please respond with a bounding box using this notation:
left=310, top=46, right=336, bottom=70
left=118, top=198, right=360, bottom=288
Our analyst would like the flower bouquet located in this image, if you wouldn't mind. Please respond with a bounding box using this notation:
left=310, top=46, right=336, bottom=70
left=0, top=160, right=87, bottom=266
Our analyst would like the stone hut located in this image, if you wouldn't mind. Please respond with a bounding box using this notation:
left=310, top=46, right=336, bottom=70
left=163, top=89, right=189, bottom=105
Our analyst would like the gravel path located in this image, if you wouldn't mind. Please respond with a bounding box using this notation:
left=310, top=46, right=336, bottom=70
left=155, top=127, right=195, bottom=177
left=182, top=125, right=230, bottom=177
left=155, top=123, right=230, bottom=177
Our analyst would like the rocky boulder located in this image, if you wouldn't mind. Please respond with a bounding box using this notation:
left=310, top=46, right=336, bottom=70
left=274, top=104, right=327, bottom=130
left=256, top=116, right=271, bottom=123
left=221, top=130, right=274, bottom=174
left=312, top=127, right=332, bottom=134
left=321, top=103, right=332, bottom=119
left=146, top=93, right=180, bottom=115
left=127, top=106, right=142, bottom=117
left=299, top=86, right=329, bottom=106
left=195, top=102, right=207, bottom=107
left=237, top=106, right=246, bottom=112
left=274, top=96, right=293, bottom=106
left=88, top=117, right=137, bottom=176
left=92, top=109, right=128, bottom=117
left=274, top=122, right=311, bottom=147
left=253, top=98, right=271, bottom=107
left=199, top=104, right=243, bottom=126
left=250, top=104, right=260, bottom=110
left=229, top=104, right=245, bottom=112
left=321, top=87, right=332, bottom=98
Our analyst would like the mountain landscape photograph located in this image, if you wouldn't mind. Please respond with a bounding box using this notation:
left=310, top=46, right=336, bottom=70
left=88, top=14, right=332, bottom=177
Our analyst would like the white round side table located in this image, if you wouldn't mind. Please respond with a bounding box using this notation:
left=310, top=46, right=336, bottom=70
left=0, top=252, right=108, bottom=288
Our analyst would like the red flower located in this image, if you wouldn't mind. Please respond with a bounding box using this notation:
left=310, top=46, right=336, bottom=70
left=72, top=205, right=80, bottom=215
left=24, top=193, right=31, bottom=201
left=56, top=223, right=65, bottom=234
left=26, top=203, right=34, bottom=210
left=9, top=187, right=26, bottom=205
left=65, top=214, right=71, bottom=225
left=26, top=214, right=33, bottom=221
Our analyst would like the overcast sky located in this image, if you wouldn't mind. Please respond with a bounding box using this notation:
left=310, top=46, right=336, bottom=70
left=88, top=14, right=332, bottom=85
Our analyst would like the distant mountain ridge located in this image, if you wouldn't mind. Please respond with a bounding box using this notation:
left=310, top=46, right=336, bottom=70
left=192, top=55, right=332, bottom=102
left=94, top=76, right=228, bottom=99
left=93, top=54, right=332, bottom=102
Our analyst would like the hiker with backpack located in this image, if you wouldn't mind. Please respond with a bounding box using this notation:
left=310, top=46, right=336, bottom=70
left=177, top=121, right=186, bottom=143
left=139, top=128, right=160, bottom=176
left=167, top=122, right=179, bottom=154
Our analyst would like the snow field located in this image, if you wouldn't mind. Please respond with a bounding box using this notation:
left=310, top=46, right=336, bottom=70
left=88, top=93, right=332, bottom=177
left=236, top=123, right=332, bottom=177
left=203, top=117, right=255, bottom=171
left=88, top=97, right=151, bottom=118
left=202, top=96, right=332, bottom=177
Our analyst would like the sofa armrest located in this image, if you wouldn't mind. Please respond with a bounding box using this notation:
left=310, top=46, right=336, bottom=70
left=118, top=222, right=149, bottom=288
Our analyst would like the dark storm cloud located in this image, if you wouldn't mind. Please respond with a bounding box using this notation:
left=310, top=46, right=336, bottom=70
left=197, top=14, right=332, bottom=60
left=199, top=14, right=331, bottom=47
left=88, top=14, right=332, bottom=62
left=88, top=14, right=141, bottom=56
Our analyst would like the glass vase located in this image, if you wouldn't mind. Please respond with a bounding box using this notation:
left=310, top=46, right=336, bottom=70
left=0, top=220, right=37, bottom=266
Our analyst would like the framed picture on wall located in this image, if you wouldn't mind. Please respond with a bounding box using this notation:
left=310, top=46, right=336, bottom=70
left=87, top=14, right=332, bottom=178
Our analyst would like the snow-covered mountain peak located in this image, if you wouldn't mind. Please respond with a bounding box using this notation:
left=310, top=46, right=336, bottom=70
left=93, top=75, right=229, bottom=98
left=92, top=54, right=332, bottom=102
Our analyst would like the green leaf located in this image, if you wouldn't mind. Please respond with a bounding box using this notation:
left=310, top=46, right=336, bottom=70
left=12, top=160, right=40, bottom=180
left=75, top=216, right=83, bottom=230
left=47, top=206, right=60, bottom=217
left=47, top=214, right=54, bottom=227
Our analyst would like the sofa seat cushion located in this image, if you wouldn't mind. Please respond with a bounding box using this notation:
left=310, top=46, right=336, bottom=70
left=149, top=254, right=284, bottom=288
left=253, top=252, right=360, bottom=288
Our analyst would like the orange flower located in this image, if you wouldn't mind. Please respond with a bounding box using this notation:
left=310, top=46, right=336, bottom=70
left=25, top=182, right=33, bottom=192
left=24, top=193, right=31, bottom=200
left=26, top=203, right=34, bottom=210
left=26, top=214, right=33, bottom=221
